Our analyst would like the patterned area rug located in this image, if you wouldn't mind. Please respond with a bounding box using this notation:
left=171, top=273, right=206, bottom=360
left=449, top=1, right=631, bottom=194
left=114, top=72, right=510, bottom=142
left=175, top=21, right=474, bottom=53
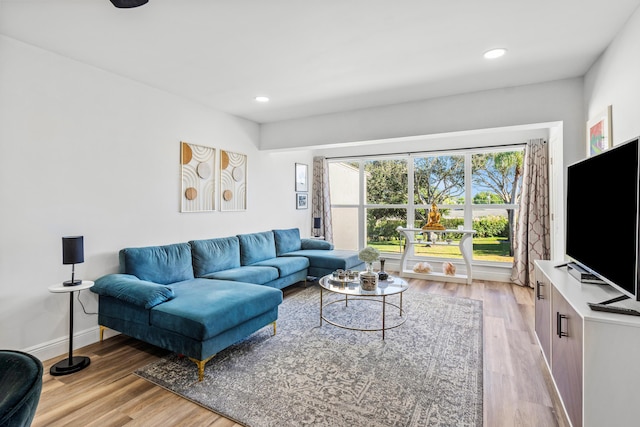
left=135, top=284, right=483, bottom=427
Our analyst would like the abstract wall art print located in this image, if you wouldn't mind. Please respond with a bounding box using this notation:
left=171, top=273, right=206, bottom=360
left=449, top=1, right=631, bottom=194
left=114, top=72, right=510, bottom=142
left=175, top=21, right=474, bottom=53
left=296, top=192, right=308, bottom=209
left=220, top=150, right=247, bottom=211
left=587, top=105, right=612, bottom=157
left=181, top=141, right=216, bottom=212
left=295, top=163, right=308, bottom=192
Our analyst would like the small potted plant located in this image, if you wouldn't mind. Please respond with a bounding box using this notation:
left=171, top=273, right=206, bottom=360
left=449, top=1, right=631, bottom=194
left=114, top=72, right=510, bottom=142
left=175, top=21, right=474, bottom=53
left=359, top=246, right=380, bottom=290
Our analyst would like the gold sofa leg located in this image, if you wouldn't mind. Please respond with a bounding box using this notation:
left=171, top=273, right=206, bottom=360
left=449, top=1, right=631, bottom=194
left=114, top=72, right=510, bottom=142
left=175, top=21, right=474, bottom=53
left=188, top=354, right=216, bottom=382
left=273, top=321, right=277, bottom=336
left=99, top=325, right=107, bottom=342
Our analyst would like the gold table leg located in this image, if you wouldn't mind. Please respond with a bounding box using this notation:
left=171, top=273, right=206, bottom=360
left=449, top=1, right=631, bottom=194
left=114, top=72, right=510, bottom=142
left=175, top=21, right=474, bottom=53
left=320, top=287, right=323, bottom=326
left=382, top=295, right=386, bottom=340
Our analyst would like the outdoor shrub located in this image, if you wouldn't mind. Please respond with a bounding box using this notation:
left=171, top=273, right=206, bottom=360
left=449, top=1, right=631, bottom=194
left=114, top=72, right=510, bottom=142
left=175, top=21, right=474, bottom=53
left=472, top=216, right=509, bottom=238
left=368, top=219, right=405, bottom=241
left=367, top=215, right=509, bottom=241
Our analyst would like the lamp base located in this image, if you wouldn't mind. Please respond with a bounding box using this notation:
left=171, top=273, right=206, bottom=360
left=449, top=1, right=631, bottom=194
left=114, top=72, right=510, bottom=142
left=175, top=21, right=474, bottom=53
left=50, top=356, right=91, bottom=376
left=63, top=279, right=82, bottom=286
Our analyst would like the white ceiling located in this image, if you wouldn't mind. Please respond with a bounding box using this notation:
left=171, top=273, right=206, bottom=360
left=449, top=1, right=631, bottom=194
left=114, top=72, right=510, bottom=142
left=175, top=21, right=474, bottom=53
left=1, top=0, right=639, bottom=124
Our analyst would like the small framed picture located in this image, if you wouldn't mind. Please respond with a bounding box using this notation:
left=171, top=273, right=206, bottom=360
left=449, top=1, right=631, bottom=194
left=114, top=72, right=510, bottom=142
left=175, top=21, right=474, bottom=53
left=295, top=163, right=308, bottom=192
left=296, top=193, right=308, bottom=209
left=587, top=105, right=612, bottom=156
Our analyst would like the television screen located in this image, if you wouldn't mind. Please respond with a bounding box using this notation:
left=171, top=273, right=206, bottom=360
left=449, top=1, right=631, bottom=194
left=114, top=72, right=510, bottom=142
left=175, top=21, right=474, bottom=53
left=566, top=137, right=639, bottom=299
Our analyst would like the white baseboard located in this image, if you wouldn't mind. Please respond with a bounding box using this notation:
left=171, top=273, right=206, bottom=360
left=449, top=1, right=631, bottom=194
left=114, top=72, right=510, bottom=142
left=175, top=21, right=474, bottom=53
left=23, top=326, right=120, bottom=363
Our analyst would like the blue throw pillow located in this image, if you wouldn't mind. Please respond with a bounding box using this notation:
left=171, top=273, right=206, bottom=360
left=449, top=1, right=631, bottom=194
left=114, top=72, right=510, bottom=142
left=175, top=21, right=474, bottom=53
left=93, top=274, right=174, bottom=309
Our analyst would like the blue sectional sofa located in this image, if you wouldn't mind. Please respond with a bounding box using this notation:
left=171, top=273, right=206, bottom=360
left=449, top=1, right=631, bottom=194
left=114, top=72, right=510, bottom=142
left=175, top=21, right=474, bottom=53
left=91, top=228, right=364, bottom=380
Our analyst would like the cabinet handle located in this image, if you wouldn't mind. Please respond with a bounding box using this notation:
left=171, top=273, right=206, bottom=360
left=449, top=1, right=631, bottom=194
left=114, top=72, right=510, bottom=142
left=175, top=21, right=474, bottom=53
left=556, top=312, right=569, bottom=338
left=536, top=280, right=544, bottom=300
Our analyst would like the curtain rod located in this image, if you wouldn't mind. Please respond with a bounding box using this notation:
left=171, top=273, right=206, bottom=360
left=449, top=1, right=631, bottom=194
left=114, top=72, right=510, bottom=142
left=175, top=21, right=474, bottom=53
left=324, top=141, right=534, bottom=160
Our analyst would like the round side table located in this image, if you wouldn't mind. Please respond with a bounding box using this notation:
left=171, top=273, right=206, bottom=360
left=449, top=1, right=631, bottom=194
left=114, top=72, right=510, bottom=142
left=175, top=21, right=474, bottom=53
left=48, top=280, right=94, bottom=376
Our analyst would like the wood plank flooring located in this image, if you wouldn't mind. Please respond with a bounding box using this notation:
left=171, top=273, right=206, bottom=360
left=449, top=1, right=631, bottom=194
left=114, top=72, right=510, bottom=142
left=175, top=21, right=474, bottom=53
left=32, top=277, right=569, bottom=427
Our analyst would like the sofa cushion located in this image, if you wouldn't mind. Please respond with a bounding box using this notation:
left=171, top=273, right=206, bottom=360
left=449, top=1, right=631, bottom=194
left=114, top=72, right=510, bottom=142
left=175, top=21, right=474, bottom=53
left=252, top=256, right=309, bottom=277
left=237, top=231, right=277, bottom=265
left=150, top=279, right=283, bottom=341
left=190, top=236, right=241, bottom=277
left=273, top=228, right=302, bottom=255
left=93, top=274, right=174, bottom=309
left=282, top=249, right=363, bottom=271
left=301, top=238, right=334, bottom=250
left=119, top=243, right=194, bottom=285
left=201, top=266, right=279, bottom=285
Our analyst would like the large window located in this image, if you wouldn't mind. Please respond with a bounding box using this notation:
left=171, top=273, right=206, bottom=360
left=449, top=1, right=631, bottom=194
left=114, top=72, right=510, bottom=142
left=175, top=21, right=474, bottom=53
left=328, top=146, right=524, bottom=265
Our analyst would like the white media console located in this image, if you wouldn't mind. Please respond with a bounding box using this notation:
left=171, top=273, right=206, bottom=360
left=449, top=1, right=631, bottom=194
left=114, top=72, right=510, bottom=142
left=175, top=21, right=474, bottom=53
left=534, top=260, right=640, bottom=427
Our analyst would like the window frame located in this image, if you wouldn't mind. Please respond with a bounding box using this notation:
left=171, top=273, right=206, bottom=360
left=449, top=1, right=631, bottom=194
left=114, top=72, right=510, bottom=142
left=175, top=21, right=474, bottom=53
left=327, top=145, right=524, bottom=266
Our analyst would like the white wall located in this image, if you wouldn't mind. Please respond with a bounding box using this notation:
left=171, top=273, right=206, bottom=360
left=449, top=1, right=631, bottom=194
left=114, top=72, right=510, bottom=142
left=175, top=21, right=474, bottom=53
left=0, top=35, right=313, bottom=360
left=584, top=7, right=640, bottom=145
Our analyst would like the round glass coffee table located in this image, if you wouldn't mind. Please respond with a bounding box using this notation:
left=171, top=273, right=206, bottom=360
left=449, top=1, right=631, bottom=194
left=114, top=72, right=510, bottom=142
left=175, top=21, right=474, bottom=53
left=318, top=274, right=409, bottom=339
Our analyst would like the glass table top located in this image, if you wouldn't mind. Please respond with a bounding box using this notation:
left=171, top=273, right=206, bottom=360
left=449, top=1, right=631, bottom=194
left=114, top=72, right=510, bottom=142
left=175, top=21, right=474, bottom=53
left=319, top=274, right=408, bottom=296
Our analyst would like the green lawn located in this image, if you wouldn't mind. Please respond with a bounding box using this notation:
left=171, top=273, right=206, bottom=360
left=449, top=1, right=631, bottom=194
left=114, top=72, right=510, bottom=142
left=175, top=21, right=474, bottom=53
left=369, top=237, right=513, bottom=263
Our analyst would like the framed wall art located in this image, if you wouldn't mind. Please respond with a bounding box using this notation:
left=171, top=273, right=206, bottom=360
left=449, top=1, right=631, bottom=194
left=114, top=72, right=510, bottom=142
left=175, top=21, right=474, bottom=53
left=295, top=163, right=308, bottom=192
left=181, top=141, right=216, bottom=212
left=587, top=105, right=612, bottom=156
left=220, top=149, right=247, bottom=211
left=296, top=192, right=308, bottom=209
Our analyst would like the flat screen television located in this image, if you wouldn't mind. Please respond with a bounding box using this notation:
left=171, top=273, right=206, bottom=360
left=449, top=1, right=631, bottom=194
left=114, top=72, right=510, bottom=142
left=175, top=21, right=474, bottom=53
left=566, top=137, right=640, bottom=300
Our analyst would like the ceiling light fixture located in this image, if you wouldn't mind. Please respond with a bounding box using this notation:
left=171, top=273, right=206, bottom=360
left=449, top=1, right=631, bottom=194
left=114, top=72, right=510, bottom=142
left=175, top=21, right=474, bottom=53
left=110, top=0, right=148, bottom=8
left=483, top=48, right=507, bottom=59
left=255, top=96, right=270, bottom=103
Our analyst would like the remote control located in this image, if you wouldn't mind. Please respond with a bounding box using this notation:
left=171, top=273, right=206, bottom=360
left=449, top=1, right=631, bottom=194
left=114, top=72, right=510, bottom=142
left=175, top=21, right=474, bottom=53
left=588, top=303, right=640, bottom=316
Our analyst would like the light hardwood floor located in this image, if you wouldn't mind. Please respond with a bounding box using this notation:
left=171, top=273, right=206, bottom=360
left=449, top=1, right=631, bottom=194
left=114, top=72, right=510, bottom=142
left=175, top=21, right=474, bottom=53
left=32, top=277, right=569, bottom=427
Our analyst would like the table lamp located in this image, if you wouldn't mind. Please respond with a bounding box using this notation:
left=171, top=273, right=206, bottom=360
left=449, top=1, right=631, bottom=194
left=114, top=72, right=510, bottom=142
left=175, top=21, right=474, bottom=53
left=313, top=217, right=321, bottom=237
left=62, top=236, right=84, bottom=286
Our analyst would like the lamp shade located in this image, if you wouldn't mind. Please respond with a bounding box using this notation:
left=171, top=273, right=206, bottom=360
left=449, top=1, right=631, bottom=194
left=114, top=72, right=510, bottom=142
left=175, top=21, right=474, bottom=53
left=62, top=236, right=84, bottom=265
left=314, top=217, right=321, bottom=229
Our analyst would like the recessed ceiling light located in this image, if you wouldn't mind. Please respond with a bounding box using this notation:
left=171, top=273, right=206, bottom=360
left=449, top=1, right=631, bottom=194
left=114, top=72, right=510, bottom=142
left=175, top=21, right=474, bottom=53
left=483, top=48, right=507, bottom=59
left=255, top=96, right=270, bottom=103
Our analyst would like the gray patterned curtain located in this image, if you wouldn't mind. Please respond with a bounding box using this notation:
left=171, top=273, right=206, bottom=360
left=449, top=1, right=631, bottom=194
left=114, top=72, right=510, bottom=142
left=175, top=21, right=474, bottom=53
left=312, top=157, right=333, bottom=243
left=511, top=138, right=551, bottom=288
